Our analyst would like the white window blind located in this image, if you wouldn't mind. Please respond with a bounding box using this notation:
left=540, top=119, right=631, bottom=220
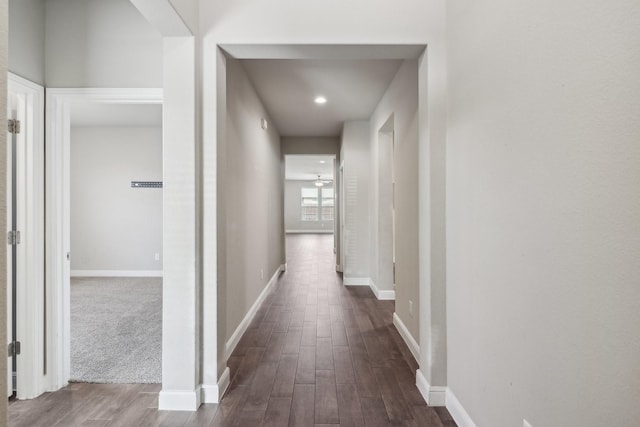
left=301, top=187, right=319, bottom=221
left=321, top=187, right=334, bottom=221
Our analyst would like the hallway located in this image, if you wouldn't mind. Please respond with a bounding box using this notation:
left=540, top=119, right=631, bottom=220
left=8, top=234, right=454, bottom=426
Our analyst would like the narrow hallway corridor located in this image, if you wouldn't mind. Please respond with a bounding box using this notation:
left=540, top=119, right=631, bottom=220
left=8, top=235, right=455, bottom=426
left=215, top=234, right=455, bottom=426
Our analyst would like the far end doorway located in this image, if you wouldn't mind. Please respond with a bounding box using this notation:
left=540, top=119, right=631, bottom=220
left=284, top=154, right=337, bottom=267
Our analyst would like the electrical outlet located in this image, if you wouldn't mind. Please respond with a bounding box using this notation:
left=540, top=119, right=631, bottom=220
left=260, top=269, right=264, bottom=280
left=409, top=300, right=413, bottom=316
left=523, top=419, right=532, bottom=427
left=155, top=253, right=160, bottom=261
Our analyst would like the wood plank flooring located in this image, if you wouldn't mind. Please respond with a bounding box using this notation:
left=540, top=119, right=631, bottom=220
left=8, top=234, right=456, bottom=427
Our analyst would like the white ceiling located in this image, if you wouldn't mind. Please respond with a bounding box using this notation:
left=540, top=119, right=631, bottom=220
left=242, top=59, right=402, bottom=137
left=285, top=155, right=335, bottom=181
left=70, top=103, right=162, bottom=127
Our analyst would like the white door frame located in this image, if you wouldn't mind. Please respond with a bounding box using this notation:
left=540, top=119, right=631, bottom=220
left=339, top=160, right=345, bottom=272
left=45, top=88, right=163, bottom=391
left=7, top=73, right=45, bottom=399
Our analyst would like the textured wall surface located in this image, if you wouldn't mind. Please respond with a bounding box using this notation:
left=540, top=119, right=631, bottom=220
left=71, top=127, right=163, bottom=273
left=223, top=58, right=285, bottom=341
left=368, top=60, right=419, bottom=341
left=8, top=0, right=45, bottom=85
left=447, top=0, right=640, bottom=425
left=45, top=0, right=162, bottom=87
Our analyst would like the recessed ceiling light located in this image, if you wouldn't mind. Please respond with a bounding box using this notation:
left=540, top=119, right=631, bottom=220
left=319, top=160, right=326, bottom=164
left=314, top=96, right=327, bottom=104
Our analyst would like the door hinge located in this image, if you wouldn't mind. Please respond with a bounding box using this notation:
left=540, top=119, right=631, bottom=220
left=7, top=230, right=20, bottom=245
left=8, top=341, right=20, bottom=358
left=8, top=119, right=21, bottom=135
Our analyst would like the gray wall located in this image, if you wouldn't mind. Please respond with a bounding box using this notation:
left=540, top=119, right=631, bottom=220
left=447, top=0, right=640, bottom=425
left=70, top=127, right=162, bottom=273
left=282, top=136, right=340, bottom=156
left=369, top=60, right=420, bottom=344
left=285, top=180, right=334, bottom=233
left=340, top=121, right=370, bottom=279
left=8, top=0, right=45, bottom=85
left=222, top=57, right=285, bottom=341
left=45, top=0, right=162, bottom=87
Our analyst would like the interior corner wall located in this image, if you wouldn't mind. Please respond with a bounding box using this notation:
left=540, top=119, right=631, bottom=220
left=70, top=127, right=163, bottom=274
left=447, top=0, right=640, bottom=425
left=223, top=57, right=284, bottom=342
left=340, top=121, right=370, bottom=279
left=369, top=60, right=419, bottom=340
left=45, top=0, right=162, bottom=87
left=8, top=0, right=45, bottom=85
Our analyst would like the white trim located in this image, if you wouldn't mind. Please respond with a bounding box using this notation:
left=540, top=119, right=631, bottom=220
left=285, top=229, right=333, bottom=234
left=224, top=265, right=284, bottom=359
left=202, top=366, right=230, bottom=403
left=446, top=388, right=477, bottom=427
left=70, top=270, right=163, bottom=278
left=129, top=0, right=193, bottom=37
left=369, top=279, right=396, bottom=300
left=343, top=277, right=395, bottom=300
left=343, top=277, right=370, bottom=286
left=392, top=313, right=419, bottom=363
left=7, top=73, right=46, bottom=399
left=46, top=88, right=164, bottom=391
left=158, top=385, right=202, bottom=411
left=416, top=369, right=446, bottom=407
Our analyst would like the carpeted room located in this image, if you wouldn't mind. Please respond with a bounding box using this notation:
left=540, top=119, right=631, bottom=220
left=69, top=104, right=163, bottom=384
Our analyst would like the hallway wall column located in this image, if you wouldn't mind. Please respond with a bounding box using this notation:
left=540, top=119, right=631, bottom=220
left=416, top=0, right=448, bottom=407
left=158, top=34, right=201, bottom=411
left=200, top=45, right=229, bottom=403
left=130, top=0, right=203, bottom=411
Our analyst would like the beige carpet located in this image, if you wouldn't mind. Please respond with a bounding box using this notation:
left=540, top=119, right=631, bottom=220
left=70, top=277, right=162, bottom=383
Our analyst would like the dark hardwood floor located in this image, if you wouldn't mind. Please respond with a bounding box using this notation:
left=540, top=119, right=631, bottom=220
left=8, top=234, right=456, bottom=426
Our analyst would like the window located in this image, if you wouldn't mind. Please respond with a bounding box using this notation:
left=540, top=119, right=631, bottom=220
left=321, top=188, right=334, bottom=221
left=301, top=187, right=319, bottom=221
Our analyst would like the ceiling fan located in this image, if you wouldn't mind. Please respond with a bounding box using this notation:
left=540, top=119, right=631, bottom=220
left=312, top=175, right=332, bottom=187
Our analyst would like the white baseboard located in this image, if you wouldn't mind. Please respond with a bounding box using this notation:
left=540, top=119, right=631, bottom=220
left=201, top=367, right=230, bottom=403
left=343, top=276, right=371, bottom=286
left=369, top=279, right=395, bottom=300
left=285, top=230, right=333, bottom=234
left=158, top=386, right=202, bottom=411
left=446, top=388, right=477, bottom=427
left=416, top=369, right=446, bottom=407
left=392, top=313, right=419, bottom=363
left=344, top=277, right=395, bottom=300
left=225, top=264, right=284, bottom=359
left=71, top=270, right=162, bottom=278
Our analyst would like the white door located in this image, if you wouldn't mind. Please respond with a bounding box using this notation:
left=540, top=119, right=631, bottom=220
left=6, top=96, right=18, bottom=396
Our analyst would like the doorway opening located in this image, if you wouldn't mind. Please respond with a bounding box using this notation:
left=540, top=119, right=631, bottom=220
left=68, top=102, right=163, bottom=384
left=6, top=74, right=45, bottom=400
left=46, top=88, right=163, bottom=391
left=284, top=154, right=337, bottom=267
